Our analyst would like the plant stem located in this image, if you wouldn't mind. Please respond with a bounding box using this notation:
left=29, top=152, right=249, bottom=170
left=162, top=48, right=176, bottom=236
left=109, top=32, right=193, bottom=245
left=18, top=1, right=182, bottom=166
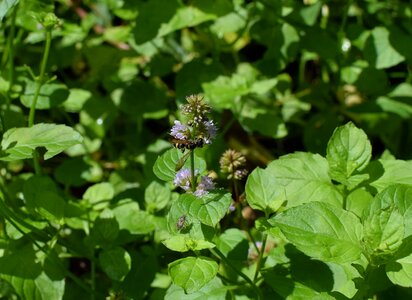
left=253, top=232, right=267, bottom=283
left=28, top=28, right=52, bottom=175
left=28, top=29, right=52, bottom=127
left=190, top=150, right=196, bottom=192
left=210, top=247, right=262, bottom=300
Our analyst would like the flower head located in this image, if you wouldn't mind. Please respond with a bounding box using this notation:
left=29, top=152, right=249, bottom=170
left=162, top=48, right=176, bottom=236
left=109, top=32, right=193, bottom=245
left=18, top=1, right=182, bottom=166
left=170, top=120, right=191, bottom=141
left=173, top=169, right=214, bottom=197
left=220, top=149, right=248, bottom=180
left=182, top=94, right=211, bottom=125
left=173, top=168, right=198, bottom=191
left=194, top=175, right=215, bottom=197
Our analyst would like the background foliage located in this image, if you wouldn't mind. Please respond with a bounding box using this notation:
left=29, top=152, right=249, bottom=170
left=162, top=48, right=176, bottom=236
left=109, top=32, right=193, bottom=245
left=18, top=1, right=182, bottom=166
left=1, top=0, right=412, bottom=299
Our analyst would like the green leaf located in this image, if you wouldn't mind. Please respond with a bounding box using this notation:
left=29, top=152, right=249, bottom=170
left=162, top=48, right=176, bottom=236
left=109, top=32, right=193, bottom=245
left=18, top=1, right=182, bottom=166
left=266, top=152, right=342, bottom=207
left=364, top=27, right=406, bottom=69
left=263, top=271, right=335, bottom=300
left=362, top=198, right=404, bottom=262
left=245, top=167, right=285, bottom=214
left=83, top=182, right=114, bottom=210
left=326, top=122, right=372, bottom=186
left=177, top=191, right=231, bottom=227
left=167, top=199, right=215, bottom=240
left=90, top=210, right=119, bottom=247
left=20, top=82, right=69, bottom=109
left=23, top=175, right=65, bottom=221
left=0, top=242, right=65, bottom=300
left=0, top=123, right=83, bottom=161
left=386, top=253, right=412, bottom=287
left=145, top=181, right=171, bottom=212
left=371, top=185, right=412, bottom=238
left=165, top=277, right=227, bottom=300
left=168, top=256, right=218, bottom=294
left=153, top=148, right=206, bottom=182
left=112, top=200, right=155, bottom=235
left=269, top=202, right=363, bottom=263
left=162, top=236, right=215, bottom=252
left=366, top=160, right=412, bottom=193
left=0, top=0, right=19, bottom=21
left=63, top=88, right=91, bottom=112
left=99, top=247, right=131, bottom=281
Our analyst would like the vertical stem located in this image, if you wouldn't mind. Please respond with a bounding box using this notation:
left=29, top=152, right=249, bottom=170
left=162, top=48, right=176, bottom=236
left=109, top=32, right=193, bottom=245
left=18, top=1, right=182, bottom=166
left=28, top=29, right=52, bottom=127
left=253, top=232, right=267, bottom=283
left=190, top=150, right=196, bottom=192
left=28, top=28, right=52, bottom=175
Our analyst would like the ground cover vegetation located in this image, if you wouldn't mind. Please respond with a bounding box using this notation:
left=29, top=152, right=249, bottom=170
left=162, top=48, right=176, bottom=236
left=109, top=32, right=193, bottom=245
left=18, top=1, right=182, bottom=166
left=1, top=0, right=412, bottom=299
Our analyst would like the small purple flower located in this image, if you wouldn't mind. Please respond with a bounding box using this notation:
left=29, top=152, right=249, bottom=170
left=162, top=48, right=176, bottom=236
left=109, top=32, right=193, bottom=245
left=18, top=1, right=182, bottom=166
left=174, top=168, right=198, bottom=191
left=194, top=175, right=215, bottom=197
left=170, top=120, right=190, bottom=141
left=203, top=120, right=217, bottom=144
left=229, top=202, right=236, bottom=212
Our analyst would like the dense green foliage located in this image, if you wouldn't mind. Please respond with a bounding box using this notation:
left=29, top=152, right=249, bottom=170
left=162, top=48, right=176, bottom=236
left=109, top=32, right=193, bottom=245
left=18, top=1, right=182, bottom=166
left=1, top=0, right=412, bottom=299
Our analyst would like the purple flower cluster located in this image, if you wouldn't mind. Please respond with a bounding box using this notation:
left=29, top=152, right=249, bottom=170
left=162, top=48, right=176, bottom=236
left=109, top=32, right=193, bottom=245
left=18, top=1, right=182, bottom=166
left=170, top=94, right=217, bottom=150
left=173, top=168, right=215, bottom=197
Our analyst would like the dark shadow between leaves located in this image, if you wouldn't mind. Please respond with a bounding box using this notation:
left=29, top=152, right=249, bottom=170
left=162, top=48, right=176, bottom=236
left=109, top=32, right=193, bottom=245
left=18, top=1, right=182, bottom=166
left=262, top=244, right=335, bottom=298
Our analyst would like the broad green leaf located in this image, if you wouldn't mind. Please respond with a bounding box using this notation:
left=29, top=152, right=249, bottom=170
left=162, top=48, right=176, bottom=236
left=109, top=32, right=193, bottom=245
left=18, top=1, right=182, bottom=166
left=162, top=236, right=215, bottom=252
left=346, top=188, right=374, bottom=218
left=366, top=160, right=412, bottom=192
left=112, top=200, right=155, bottom=235
left=153, top=148, right=206, bottom=182
left=167, top=198, right=215, bottom=240
left=90, top=210, right=119, bottom=247
left=168, top=256, right=218, bottom=294
left=20, top=82, right=69, bottom=109
left=145, top=181, right=171, bottom=212
left=83, top=182, right=114, bottom=210
left=23, top=175, right=65, bottom=221
left=326, top=122, right=372, bottom=186
left=0, top=0, right=19, bottom=21
left=386, top=253, right=412, bottom=287
left=165, top=277, right=227, bottom=300
left=54, top=157, right=102, bottom=187
left=245, top=167, right=285, bottom=214
left=266, top=152, right=342, bottom=207
left=0, top=123, right=83, bottom=161
left=237, top=99, right=287, bottom=139
left=216, top=228, right=248, bottom=259
left=99, top=247, right=131, bottom=281
left=63, top=88, right=91, bottom=112
left=371, top=185, right=412, bottom=238
left=326, top=262, right=359, bottom=299
left=0, top=242, right=64, bottom=300
left=364, top=27, right=406, bottom=69
left=362, top=202, right=404, bottom=262
left=177, top=192, right=231, bottom=227
left=1, top=272, right=65, bottom=300
left=269, top=202, right=363, bottom=263
left=263, top=271, right=335, bottom=300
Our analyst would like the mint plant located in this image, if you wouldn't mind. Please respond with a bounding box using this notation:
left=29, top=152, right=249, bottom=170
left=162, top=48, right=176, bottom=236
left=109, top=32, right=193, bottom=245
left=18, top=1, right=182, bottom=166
left=1, top=0, right=412, bottom=299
